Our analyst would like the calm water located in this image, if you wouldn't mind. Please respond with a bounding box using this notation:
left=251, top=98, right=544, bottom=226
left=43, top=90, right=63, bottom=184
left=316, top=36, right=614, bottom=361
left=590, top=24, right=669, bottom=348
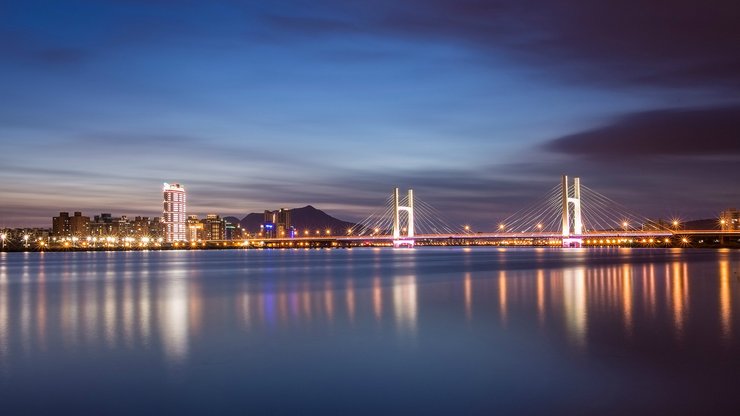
left=1, top=248, right=740, bottom=414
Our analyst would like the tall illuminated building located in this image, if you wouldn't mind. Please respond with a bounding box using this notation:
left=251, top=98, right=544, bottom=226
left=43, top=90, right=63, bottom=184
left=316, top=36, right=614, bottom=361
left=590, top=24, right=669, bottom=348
left=163, top=183, right=186, bottom=242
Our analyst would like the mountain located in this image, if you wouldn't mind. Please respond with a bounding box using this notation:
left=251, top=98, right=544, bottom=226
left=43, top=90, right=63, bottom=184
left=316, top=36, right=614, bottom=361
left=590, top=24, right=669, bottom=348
left=682, top=218, right=720, bottom=230
left=239, top=205, right=357, bottom=234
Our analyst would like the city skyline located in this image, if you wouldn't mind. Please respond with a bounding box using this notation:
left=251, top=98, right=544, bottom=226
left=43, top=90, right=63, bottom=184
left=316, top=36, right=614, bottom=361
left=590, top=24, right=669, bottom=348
left=2, top=1, right=739, bottom=228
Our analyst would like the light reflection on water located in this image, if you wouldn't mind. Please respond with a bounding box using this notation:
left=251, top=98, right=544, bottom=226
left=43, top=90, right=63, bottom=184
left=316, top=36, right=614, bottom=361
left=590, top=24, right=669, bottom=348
left=0, top=250, right=738, bottom=356
left=0, top=248, right=740, bottom=413
left=0, top=250, right=738, bottom=357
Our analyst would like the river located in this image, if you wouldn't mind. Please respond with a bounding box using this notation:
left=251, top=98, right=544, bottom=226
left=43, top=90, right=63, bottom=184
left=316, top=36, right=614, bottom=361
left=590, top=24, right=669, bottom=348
left=1, top=248, right=739, bottom=414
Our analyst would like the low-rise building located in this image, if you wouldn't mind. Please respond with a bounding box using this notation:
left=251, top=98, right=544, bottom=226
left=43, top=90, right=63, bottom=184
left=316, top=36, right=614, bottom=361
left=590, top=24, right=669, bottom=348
left=720, top=208, right=740, bottom=231
left=52, top=211, right=90, bottom=237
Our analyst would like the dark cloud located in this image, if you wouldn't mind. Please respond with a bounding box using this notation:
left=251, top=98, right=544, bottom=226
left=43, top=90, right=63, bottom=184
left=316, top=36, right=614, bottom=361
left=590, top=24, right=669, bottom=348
left=406, top=0, right=740, bottom=89
left=544, top=105, right=740, bottom=158
left=264, top=0, right=740, bottom=89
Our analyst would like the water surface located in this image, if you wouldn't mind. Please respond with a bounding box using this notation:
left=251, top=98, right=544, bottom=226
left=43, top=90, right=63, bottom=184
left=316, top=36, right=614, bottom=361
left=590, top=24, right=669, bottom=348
left=1, top=248, right=739, bottom=414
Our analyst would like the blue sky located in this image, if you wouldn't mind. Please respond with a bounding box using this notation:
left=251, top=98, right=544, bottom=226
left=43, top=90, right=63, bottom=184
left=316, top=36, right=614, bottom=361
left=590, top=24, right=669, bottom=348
left=2, top=0, right=739, bottom=227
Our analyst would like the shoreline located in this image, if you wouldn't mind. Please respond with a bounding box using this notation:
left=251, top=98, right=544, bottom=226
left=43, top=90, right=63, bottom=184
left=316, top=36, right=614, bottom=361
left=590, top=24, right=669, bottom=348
left=1, top=240, right=739, bottom=253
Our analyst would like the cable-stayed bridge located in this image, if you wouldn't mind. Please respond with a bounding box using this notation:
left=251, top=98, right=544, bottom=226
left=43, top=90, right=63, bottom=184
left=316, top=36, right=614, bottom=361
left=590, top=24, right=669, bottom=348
left=249, top=175, right=738, bottom=248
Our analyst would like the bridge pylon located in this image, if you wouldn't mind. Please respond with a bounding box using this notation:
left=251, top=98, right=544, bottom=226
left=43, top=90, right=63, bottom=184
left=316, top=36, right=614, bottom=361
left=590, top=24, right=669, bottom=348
left=393, top=187, right=415, bottom=248
left=562, top=175, right=583, bottom=247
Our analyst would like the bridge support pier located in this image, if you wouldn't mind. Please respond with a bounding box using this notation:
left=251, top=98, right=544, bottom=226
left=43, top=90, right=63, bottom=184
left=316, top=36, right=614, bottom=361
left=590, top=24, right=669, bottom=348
left=393, top=187, right=415, bottom=248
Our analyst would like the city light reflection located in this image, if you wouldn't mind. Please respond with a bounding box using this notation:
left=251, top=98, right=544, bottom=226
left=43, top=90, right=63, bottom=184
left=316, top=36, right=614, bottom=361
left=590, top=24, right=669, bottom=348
left=346, top=278, right=356, bottom=324
left=393, top=275, right=418, bottom=337
left=622, top=264, right=633, bottom=335
left=536, top=269, right=545, bottom=327
left=563, top=267, right=587, bottom=348
left=373, top=276, right=383, bottom=321
left=499, top=270, right=508, bottom=326
left=464, top=272, right=472, bottom=321
left=719, top=259, right=731, bottom=340
left=670, top=262, right=689, bottom=338
left=159, top=276, right=189, bottom=365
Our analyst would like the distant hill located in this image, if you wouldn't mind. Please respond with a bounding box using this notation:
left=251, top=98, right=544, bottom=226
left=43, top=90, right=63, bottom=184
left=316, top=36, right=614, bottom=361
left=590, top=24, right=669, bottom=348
left=682, top=218, right=720, bottom=230
left=239, top=205, right=357, bottom=234
left=224, top=216, right=241, bottom=226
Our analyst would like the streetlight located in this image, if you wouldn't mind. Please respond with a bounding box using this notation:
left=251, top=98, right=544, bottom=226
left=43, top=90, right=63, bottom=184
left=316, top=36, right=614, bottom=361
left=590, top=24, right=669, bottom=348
left=622, top=221, right=629, bottom=231
left=23, top=234, right=30, bottom=249
left=0, top=233, right=5, bottom=250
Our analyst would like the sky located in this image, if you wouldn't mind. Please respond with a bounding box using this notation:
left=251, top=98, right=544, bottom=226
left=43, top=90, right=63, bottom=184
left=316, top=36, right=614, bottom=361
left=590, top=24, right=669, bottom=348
left=1, top=0, right=739, bottom=228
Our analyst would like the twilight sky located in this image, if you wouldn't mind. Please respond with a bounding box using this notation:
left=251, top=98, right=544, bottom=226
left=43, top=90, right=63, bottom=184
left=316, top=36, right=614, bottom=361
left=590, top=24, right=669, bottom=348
left=1, top=0, right=739, bottom=228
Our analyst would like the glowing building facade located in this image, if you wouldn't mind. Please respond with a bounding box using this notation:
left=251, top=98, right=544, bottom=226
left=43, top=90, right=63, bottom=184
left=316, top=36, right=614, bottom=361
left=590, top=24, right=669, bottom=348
left=163, top=183, right=186, bottom=242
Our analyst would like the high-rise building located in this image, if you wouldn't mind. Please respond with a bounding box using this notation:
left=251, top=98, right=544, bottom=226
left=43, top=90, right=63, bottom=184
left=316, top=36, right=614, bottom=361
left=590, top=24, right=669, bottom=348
left=163, top=183, right=186, bottom=242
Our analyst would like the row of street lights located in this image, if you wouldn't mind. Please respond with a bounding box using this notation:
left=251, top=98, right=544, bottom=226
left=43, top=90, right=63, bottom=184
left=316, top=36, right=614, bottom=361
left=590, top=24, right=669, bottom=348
left=0, top=233, right=31, bottom=249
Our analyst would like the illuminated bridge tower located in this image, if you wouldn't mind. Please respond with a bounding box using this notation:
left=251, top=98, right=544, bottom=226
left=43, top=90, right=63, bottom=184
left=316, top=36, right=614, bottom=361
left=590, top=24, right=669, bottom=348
left=561, top=175, right=583, bottom=247
left=393, top=187, right=415, bottom=248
